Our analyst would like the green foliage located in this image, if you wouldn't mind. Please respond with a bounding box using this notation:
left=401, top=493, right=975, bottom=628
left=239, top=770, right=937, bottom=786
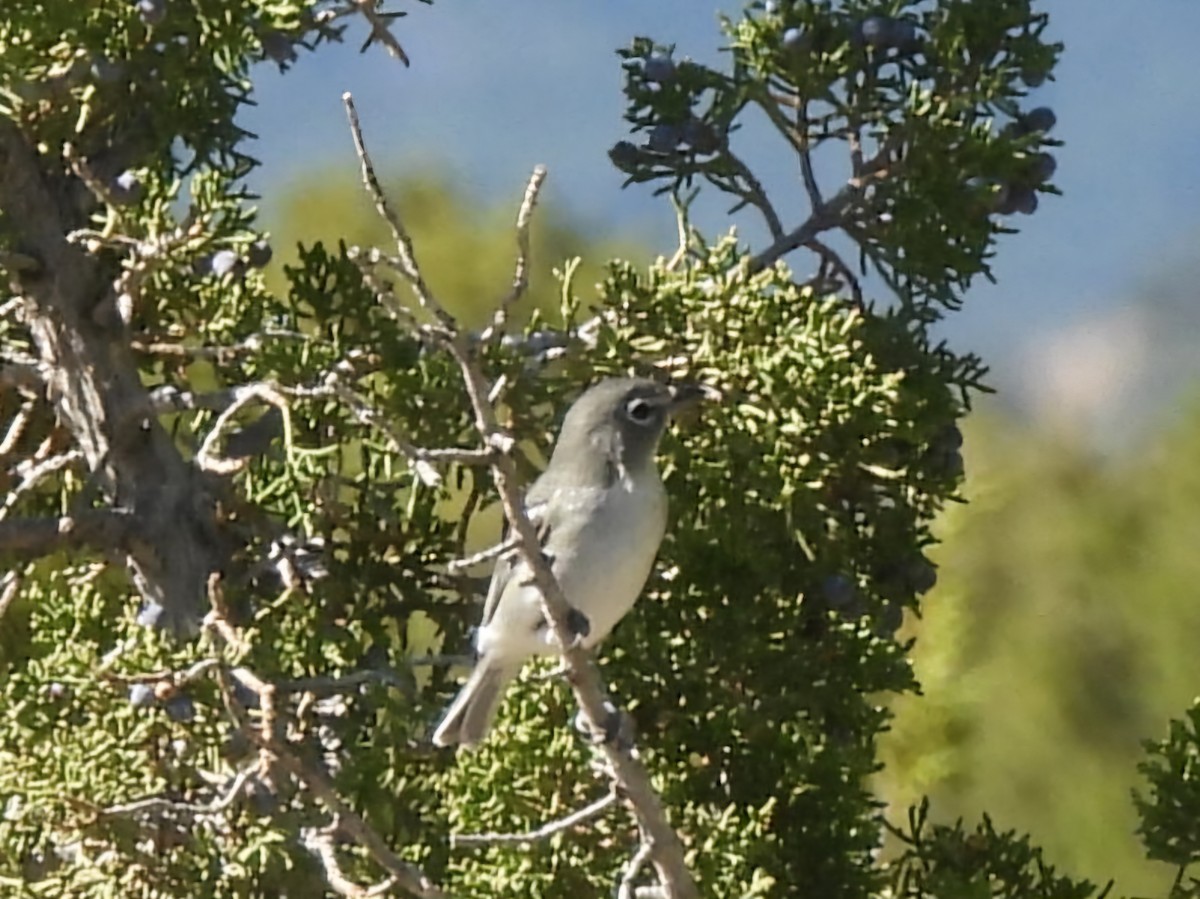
left=1, top=1, right=1174, bottom=898
left=889, top=800, right=1109, bottom=899
left=267, top=173, right=636, bottom=331
left=883, top=403, right=1200, bottom=896
left=1137, top=702, right=1200, bottom=883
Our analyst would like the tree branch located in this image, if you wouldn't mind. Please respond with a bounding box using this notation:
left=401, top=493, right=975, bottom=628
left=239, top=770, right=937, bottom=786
left=343, top=96, right=699, bottom=899
left=303, top=825, right=399, bottom=898
left=451, top=790, right=618, bottom=848
left=0, top=509, right=136, bottom=559
left=0, top=119, right=226, bottom=636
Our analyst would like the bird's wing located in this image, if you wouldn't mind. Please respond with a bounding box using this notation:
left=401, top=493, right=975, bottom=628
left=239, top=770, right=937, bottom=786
left=479, top=482, right=555, bottom=628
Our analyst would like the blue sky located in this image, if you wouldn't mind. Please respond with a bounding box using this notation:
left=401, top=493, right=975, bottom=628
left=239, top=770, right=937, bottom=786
left=241, top=1, right=1200, bottom=416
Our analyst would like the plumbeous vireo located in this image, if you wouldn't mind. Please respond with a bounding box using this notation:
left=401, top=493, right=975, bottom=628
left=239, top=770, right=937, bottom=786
left=432, top=377, right=708, bottom=748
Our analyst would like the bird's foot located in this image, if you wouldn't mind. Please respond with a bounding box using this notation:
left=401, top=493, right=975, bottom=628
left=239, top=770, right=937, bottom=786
left=573, top=702, right=636, bottom=750
left=565, top=606, right=591, bottom=647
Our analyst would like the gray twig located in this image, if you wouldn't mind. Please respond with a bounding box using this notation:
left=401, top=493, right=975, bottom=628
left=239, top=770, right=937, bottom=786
left=304, top=824, right=399, bottom=898
left=1, top=450, right=83, bottom=520
left=203, top=578, right=450, bottom=899
left=805, top=237, right=862, bottom=307
left=451, top=790, right=618, bottom=848
left=342, top=92, right=453, bottom=330
left=196, top=383, right=292, bottom=475
left=481, top=164, right=548, bottom=342
left=93, top=766, right=256, bottom=821
left=0, top=509, right=137, bottom=559
left=447, top=536, right=518, bottom=572
left=618, top=840, right=657, bottom=899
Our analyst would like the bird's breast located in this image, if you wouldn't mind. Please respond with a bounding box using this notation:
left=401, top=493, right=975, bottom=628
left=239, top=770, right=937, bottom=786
left=546, top=473, right=668, bottom=646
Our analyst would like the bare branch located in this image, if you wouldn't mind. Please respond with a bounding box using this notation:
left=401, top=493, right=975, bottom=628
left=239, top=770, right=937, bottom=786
left=0, top=398, right=38, bottom=458
left=202, top=575, right=449, bottom=899
left=618, top=840, right=656, bottom=899
left=92, top=765, right=256, bottom=822
left=723, top=148, right=783, bottom=241
left=342, top=92, right=453, bottom=329
left=480, top=164, right=548, bottom=342
left=447, top=536, right=518, bottom=572
left=451, top=790, right=618, bottom=848
left=257, top=729, right=449, bottom=898
left=796, top=100, right=825, bottom=211
left=304, top=825, right=400, bottom=898
left=0, top=509, right=136, bottom=559
left=805, top=237, right=863, bottom=307
left=749, top=184, right=857, bottom=273
left=196, top=383, right=292, bottom=475
left=0, top=450, right=83, bottom=519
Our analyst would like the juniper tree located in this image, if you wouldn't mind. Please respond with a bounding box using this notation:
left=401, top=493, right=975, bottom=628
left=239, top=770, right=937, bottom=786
left=1, top=1, right=1186, bottom=898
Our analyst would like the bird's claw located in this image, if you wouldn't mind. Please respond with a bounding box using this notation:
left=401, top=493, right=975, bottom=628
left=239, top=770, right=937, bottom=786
left=573, top=702, right=636, bottom=750
left=566, top=607, right=591, bottom=647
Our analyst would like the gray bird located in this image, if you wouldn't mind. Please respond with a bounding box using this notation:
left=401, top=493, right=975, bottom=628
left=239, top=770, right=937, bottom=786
left=432, top=377, right=707, bottom=748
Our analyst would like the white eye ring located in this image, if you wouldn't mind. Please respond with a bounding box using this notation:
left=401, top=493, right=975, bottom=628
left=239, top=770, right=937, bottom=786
left=625, top=398, right=655, bottom=425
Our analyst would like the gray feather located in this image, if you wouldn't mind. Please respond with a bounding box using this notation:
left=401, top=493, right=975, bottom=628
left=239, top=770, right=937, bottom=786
left=431, top=657, right=520, bottom=748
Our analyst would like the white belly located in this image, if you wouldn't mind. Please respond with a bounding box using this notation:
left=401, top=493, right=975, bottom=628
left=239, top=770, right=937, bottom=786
left=477, top=472, right=667, bottom=659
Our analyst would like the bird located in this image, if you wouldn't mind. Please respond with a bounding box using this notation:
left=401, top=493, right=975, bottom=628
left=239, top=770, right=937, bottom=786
left=432, top=377, right=708, bottom=748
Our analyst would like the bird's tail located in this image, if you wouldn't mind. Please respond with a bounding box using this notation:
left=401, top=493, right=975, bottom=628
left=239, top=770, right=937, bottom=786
left=431, top=656, right=520, bottom=748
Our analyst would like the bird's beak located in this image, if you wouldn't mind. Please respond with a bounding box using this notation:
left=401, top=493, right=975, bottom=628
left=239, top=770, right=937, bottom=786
left=666, top=382, right=721, bottom=414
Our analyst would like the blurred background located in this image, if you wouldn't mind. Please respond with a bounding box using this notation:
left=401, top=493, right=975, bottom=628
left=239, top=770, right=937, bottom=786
left=239, top=2, right=1200, bottom=894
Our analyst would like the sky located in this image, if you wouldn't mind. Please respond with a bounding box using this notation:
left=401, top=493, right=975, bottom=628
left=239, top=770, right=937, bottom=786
left=240, top=1, right=1200, bottom=435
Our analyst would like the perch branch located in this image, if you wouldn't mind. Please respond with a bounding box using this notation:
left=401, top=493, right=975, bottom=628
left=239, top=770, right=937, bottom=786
left=343, top=98, right=699, bottom=899
left=481, top=164, right=548, bottom=342
left=451, top=790, right=618, bottom=848
left=304, top=825, right=399, bottom=898
left=0, top=509, right=136, bottom=559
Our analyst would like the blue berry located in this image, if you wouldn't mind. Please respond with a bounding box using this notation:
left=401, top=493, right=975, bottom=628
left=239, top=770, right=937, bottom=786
left=136, top=599, right=164, bottom=628
left=609, top=140, right=640, bottom=172
left=764, top=0, right=781, bottom=14
left=820, top=574, right=857, bottom=610
left=91, top=56, right=124, bottom=83
left=129, top=683, right=155, bottom=708
left=1010, top=185, right=1039, bottom=215
left=1030, top=152, right=1057, bottom=183
left=261, top=31, right=298, bottom=67
left=891, top=19, right=919, bottom=51
left=681, top=118, right=720, bottom=154
left=782, top=27, right=808, bottom=52
left=110, top=169, right=144, bottom=206
left=932, top=424, right=964, bottom=455
left=642, top=54, right=676, bottom=84
left=164, top=694, right=196, bottom=722
left=209, top=249, right=240, bottom=276
left=246, top=240, right=273, bottom=268
left=1021, top=106, right=1057, bottom=134
left=876, top=601, right=904, bottom=634
left=905, top=557, right=938, bottom=594
left=858, top=16, right=894, bottom=48
left=135, top=0, right=166, bottom=26
left=647, top=123, right=682, bottom=154
left=1021, top=68, right=1047, bottom=89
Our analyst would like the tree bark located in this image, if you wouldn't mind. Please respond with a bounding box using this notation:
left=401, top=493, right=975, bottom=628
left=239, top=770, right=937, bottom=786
left=0, top=121, right=226, bottom=634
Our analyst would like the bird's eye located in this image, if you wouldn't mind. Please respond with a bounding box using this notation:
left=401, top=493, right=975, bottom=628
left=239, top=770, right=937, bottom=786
left=625, top=398, right=655, bottom=425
